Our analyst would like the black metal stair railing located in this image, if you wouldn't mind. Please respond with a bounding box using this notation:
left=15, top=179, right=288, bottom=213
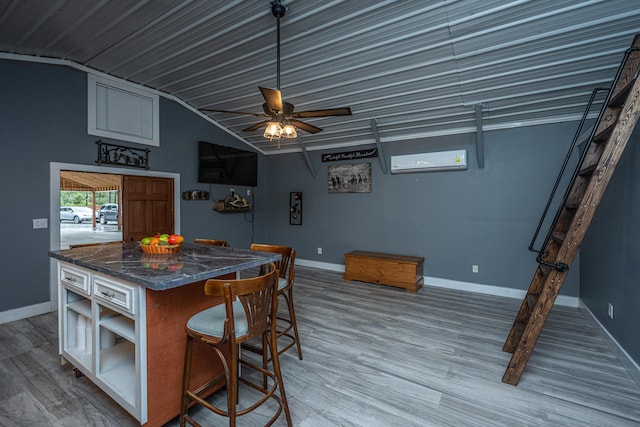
left=527, top=87, right=608, bottom=271
left=529, top=45, right=640, bottom=272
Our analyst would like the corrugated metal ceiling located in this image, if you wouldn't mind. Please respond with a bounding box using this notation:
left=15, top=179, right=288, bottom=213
left=1, top=0, right=639, bottom=154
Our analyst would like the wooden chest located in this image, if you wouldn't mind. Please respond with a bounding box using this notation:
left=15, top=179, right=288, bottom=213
left=344, top=250, right=424, bottom=291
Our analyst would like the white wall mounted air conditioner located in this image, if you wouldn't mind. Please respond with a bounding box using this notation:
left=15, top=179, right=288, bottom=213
left=390, top=149, right=467, bottom=173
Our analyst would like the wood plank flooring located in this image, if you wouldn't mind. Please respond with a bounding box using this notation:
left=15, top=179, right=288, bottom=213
left=1, top=266, right=639, bottom=426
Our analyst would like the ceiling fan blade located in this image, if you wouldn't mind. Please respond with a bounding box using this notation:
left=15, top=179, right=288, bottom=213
left=291, top=119, right=322, bottom=134
left=200, top=108, right=267, bottom=118
left=259, top=87, right=283, bottom=113
left=292, top=107, right=352, bottom=118
left=243, top=121, right=269, bottom=132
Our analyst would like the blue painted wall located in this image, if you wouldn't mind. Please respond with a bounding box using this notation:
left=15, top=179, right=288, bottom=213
left=582, top=125, right=640, bottom=364
left=0, top=59, right=259, bottom=313
left=262, top=127, right=581, bottom=294
left=2, top=57, right=615, bottom=337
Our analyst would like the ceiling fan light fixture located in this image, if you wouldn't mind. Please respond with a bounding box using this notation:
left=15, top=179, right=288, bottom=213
left=281, top=121, right=297, bottom=138
left=264, top=121, right=283, bottom=139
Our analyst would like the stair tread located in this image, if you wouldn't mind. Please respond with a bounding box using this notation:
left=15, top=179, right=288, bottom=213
left=551, top=232, right=566, bottom=243
left=564, top=202, right=579, bottom=210
left=539, top=264, right=552, bottom=277
left=609, top=80, right=634, bottom=106
left=594, top=122, right=616, bottom=142
left=579, top=162, right=598, bottom=176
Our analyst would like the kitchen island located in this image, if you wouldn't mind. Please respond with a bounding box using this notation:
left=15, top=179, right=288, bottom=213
left=49, top=242, right=280, bottom=426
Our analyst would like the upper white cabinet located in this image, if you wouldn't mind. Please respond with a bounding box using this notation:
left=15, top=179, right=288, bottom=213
left=87, top=74, right=160, bottom=146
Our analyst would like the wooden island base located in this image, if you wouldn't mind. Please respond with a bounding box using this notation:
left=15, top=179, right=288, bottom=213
left=145, top=279, right=228, bottom=427
left=344, top=251, right=424, bottom=292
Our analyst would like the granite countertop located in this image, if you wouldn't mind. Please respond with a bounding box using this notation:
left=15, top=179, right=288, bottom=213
left=48, top=242, right=281, bottom=291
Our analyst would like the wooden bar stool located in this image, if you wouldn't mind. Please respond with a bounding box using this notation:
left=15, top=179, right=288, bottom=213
left=179, top=263, right=291, bottom=427
left=194, top=238, right=230, bottom=247
left=248, top=244, right=303, bottom=360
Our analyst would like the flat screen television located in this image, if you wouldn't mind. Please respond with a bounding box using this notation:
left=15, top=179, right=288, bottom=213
left=198, top=141, right=258, bottom=187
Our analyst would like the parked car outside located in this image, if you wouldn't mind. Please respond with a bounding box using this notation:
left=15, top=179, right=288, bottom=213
left=96, top=203, right=119, bottom=224
left=60, top=206, right=94, bottom=223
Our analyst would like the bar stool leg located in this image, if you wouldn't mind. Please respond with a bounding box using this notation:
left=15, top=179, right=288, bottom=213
left=284, top=288, right=303, bottom=359
left=261, top=333, right=269, bottom=389
left=228, top=341, right=239, bottom=426
left=267, top=329, right=292, bottom=426
left=179, top=336, right=194, bottom=427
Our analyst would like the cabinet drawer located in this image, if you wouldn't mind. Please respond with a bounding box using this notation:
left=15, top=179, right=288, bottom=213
left=93, top=275, right=137, bottom=315
left=60, top=264, right=91, bottom=296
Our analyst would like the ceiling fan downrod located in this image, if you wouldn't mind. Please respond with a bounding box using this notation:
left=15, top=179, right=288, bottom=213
left=198, top=0, right=350, bottom=139
left=271, top=0, right=286, bottom=91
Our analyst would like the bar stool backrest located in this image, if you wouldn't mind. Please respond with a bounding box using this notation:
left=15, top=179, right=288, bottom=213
left=249, top=243, right=295, bottom=287
left=203, top=262, right=278, bottom=343
left=194, top=238, right=230, bottom=247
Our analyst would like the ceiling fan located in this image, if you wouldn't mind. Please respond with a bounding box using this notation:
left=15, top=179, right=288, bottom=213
left=200, top=0, right=352, bottom=140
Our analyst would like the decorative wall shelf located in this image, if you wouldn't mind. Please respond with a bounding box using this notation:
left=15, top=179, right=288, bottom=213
left=212, top=193, right=251, bottom=212
left=181, top=191, right=210, bottom=201
left=213, top=206, right=252, bottom=213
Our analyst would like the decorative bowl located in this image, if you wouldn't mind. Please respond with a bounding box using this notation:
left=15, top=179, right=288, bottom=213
left=140, top=244, right=181, bottom=254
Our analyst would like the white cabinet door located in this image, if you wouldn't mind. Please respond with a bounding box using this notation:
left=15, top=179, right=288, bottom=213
left=60, top=284, right=93, bottom=373
left=58, top=262, right=147, bottom=424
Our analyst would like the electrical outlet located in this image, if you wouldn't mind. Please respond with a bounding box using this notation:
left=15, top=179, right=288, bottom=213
left=32, top=218, right=48, bottom=229
left=608, top=303, right=614, bottom=319
left=317, top=247, right=323, bottom=255
left=246, top=189, right=251, bottom=196
left=472, top=264, right=479, bottom=273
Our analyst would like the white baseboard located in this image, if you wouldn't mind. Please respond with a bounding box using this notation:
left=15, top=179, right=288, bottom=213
left=0, top=302, right=52, bottom=325
left=425, top=276, right=580, bottom=307
left=580, top=300, right=640, bottom=387
left=296, top=258, right=580, bottom=307
left=296, top=259, right=345, bottom=272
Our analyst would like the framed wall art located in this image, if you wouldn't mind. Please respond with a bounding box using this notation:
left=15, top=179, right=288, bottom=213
left=289, top=192, right=302, bottom=225
left=328, top=163, right=371, bottom=193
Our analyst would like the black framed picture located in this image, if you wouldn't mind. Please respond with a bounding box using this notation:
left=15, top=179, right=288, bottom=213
left=289, top=192, right=302, bottom=225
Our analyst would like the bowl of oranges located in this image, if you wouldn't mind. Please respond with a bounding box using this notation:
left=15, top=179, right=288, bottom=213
left=139, top=233, right=185, bottom=254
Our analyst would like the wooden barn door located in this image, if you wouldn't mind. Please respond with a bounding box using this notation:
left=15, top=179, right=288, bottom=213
left=122, top=176, right=174, bottom=242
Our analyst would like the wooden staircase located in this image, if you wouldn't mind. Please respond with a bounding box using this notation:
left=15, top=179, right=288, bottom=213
left=502, top=34, right=640, bottom=386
